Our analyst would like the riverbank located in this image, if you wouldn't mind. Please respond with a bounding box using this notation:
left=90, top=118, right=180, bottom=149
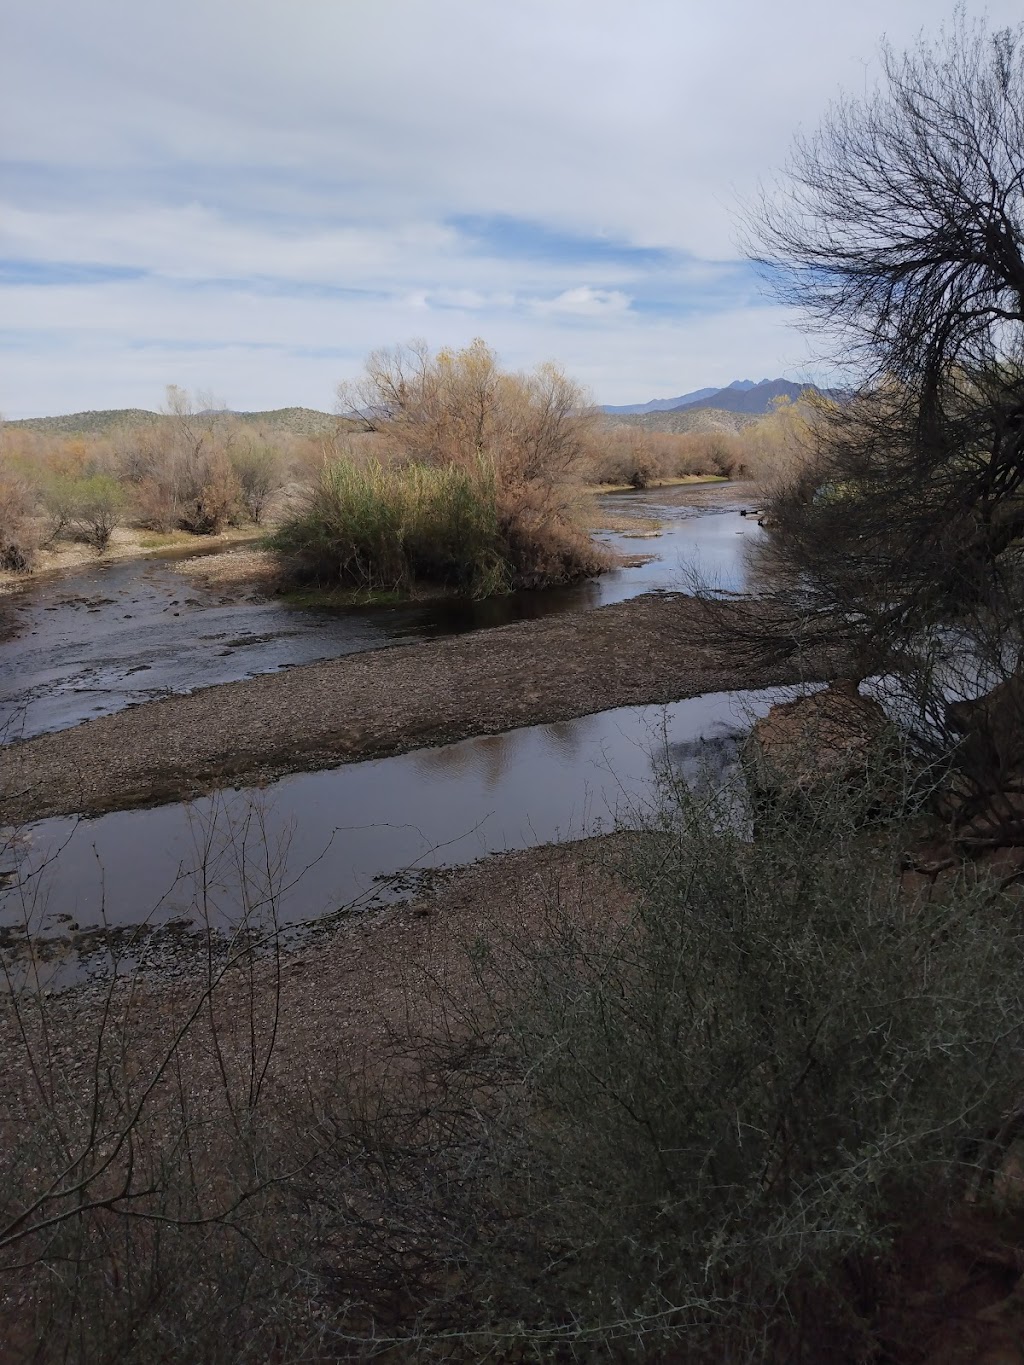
left=0, top=524, right=268, bottom=596
left=0, top=479, right=749, bottom=598
left=582, top=474, right=731, bottom=495
left=6, top=808, right=1023, bottom=1362
left=0, top=591, right=818, bottom=824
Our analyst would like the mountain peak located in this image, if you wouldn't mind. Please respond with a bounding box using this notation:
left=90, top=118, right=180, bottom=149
left=600, top=378, right=815, bottom=418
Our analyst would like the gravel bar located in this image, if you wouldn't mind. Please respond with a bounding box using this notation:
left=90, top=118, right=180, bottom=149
left=3, top=592, right=808, bottom=824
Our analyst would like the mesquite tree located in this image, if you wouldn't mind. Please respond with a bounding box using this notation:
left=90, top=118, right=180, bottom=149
left=732, top=14, right=1024, bottom=840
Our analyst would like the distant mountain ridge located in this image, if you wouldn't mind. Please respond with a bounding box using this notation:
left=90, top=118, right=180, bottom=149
left=6, top=407, right=351, bottom=438
left=601, top=385, right=719, bottom=416
left=600, top=378, right=824, bottom=418
left=9, top=381, right=829, bottom=440
left=609, top=407, right=760, bottom=435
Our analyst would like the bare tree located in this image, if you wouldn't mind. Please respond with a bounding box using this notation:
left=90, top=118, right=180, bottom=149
left=725, top=14, right=1024, bottom=841
left=336, top=338, right=594, bottom=485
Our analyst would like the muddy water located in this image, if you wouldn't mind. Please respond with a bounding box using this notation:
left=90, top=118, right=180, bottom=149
left=0, top=488, right=762, bottom=740
left=2, top=687, right=800, bottom=959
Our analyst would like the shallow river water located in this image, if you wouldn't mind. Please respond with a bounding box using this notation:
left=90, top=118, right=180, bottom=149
left=1, top=485, right=777, bottom=982
left=2, top=686, right=799, bottom=953
left=0, top=486, right=762, bottom=739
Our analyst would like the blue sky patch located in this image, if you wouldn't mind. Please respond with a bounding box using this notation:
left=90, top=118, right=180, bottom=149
left=450, top=215, right=674, bottom=268
left=0, top=259, right=148, bottom=286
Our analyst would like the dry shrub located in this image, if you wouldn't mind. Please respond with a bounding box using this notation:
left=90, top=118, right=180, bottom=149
left=0, top=463, right=38, bottom=571
left=228, top=437, right=286, bottom=525
left=496, top=476, right=607, bottom=587
left=586, top=424, right=668, bottom=487
left=586, top=425, right=751, bottom=484
left=111, top=392, right=243, bottom=534
left=584, top=400, right=823, bottom=490
left=675, top=429, right=747, bottom=477
left=176, top=447, right=241, bottom=534
left=341, top=338, right=594, bottom=485
left=739, top=395, right=821, bottom=493
left=283, top=339, right=608, bottom=595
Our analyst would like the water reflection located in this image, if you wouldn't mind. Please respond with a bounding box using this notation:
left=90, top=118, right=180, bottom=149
left=2, top=686, right=803, bottom=959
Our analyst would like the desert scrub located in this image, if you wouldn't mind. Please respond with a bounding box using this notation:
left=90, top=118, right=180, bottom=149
left=272, top=456, right=606, bottom=597
left=0, top=460, right=38, bottom=570
left=309, top=764, right=1024, bottom=1360
left=41, top=472, right=125, bottom=549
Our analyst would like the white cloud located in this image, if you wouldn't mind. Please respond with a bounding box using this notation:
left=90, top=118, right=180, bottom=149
left=3, top=0, right=1022, bottom=414
left=533, top=287, right=632, bottom=317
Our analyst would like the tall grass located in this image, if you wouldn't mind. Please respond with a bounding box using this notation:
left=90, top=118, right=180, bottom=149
left=272, top=456, right=606, bottom=597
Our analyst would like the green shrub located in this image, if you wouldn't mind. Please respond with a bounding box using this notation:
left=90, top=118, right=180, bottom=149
left=41, top=473, right=124, bottom=550
left=272, top=456, right=604, bottom=597
left=309, top=764, right=1024, bottom=1359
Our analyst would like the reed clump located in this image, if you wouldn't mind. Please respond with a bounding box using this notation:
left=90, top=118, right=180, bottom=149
left=273, top=455, right=607, bottom=596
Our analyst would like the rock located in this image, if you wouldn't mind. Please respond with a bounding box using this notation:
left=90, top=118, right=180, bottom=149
left=745, top=679, right=891, bottom=804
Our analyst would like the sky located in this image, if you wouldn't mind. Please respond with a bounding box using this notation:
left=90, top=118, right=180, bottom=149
left=3, top=0, right=1021, bottom=418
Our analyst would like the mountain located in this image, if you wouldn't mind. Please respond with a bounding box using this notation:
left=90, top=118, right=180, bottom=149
left=608, top=407, right=760, bottom=435
left=601, top=386, right=720, bottom=416
left=681, top=379, right=822, bottom=415
left=601, top=377, right=826, bottom=419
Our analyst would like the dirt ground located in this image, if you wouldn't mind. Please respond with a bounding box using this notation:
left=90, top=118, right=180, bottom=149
left=0, top=835, right=627, bottom=1105
left=0, top=590, right=813, bottom=824
left=5, top=831, right=1024, bottom=1363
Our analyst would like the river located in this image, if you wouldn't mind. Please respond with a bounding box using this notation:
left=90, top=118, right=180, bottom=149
left=0, top=484, right=762, bottom=740
left=1, top=483, right=778, bottom=983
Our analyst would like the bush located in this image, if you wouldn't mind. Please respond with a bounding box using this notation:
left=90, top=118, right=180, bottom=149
left=273, top=456, right=606, bottom=596
left=0, top=463, right=38, bottom=570
left=175, top=449, right=240, bottom=534
left=586, top=424, right=667, bottom=487
left=309, top=763, right=1024, bottom=1358
left=585, top=425, right=758, bottom=484
left=229, top=438, right=285, bottom=525
left=112, top=390, right=242, bottom=535
left=7, top=749, right=1024, bottom=1359
left=41, top=473, right=124, bottom=550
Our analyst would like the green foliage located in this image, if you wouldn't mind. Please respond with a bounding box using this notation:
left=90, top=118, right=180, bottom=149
left=272, top=456, right=597, bottom=597
left=41, top=472, right=125, bottom=549
left=312, top=764, right=1024, bottom=1358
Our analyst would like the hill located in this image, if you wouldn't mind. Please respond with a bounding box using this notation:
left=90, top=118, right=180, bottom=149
left=600, top=379, right=761, bottom=416
left=5, top=409, right=168, bottom=437
left=601, top=406, right=759, bottom=435
left=601, top=385, right=721, bottom=416
left=6, top=407, right=352, bottom=438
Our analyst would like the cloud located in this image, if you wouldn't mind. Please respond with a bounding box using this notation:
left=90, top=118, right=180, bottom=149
left=533, top=286, right=632, bottom=318
left=3, top=0, right=1022, bottom=415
